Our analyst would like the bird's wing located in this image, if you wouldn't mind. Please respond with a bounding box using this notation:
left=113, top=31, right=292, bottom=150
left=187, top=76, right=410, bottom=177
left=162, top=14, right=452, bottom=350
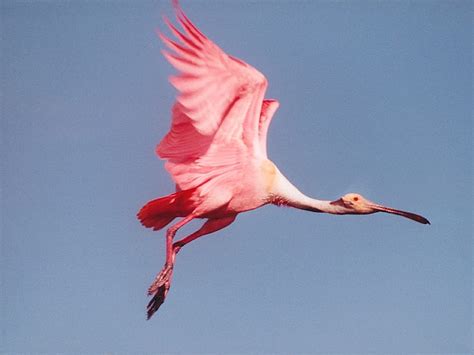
left=157, top=4, right=273, bottom=190
left=258, top=99, right=280, bottom=157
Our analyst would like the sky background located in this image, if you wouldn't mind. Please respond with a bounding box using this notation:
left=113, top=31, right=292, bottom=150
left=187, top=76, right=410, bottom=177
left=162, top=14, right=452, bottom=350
left=1, top=0, right=472, bottom=353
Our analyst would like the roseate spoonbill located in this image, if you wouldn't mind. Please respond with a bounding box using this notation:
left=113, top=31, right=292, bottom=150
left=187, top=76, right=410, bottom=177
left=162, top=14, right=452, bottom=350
left=138, top=1, right=430, bottom=319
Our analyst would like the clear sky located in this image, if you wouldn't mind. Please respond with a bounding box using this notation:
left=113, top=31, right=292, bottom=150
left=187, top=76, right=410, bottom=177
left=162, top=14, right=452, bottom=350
left=1, top=1, right=471, bottom=353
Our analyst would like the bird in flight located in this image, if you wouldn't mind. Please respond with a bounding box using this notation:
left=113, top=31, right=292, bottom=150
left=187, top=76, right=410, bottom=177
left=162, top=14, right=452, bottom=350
left=138, top=0, right=430, bottom=320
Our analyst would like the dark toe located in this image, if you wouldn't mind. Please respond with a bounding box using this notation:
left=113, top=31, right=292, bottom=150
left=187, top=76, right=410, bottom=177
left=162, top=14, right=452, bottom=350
left=146, top=284, right=168, bottom=320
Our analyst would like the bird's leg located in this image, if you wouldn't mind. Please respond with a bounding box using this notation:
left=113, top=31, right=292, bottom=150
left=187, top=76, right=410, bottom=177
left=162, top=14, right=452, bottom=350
left=146, top=216, right=236, bottom=319
left=148, top=215, right=195, bottom=295
left=146, top=215, right=195, bottom=319
left=173, top=216, right=236, bottom=255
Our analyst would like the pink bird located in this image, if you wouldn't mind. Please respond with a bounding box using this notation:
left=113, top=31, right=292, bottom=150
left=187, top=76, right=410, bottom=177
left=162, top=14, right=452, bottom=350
left=138, top=1, right=430, bottom=320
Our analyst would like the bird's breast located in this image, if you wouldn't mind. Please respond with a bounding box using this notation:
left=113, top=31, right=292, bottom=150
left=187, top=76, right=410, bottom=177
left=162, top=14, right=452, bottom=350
left=261, top=159, right=278, bottom=193
left=211, top=159, right=275, bottom=215
left=196, top=159, right=279, bottom=218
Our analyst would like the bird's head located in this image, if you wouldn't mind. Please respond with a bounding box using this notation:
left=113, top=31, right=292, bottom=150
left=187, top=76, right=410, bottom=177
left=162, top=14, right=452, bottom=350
left=331, top=193, right=430, bottom=224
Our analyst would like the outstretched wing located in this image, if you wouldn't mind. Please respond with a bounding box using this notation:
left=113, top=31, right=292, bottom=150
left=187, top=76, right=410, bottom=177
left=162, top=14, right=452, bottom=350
left=258, top=99, right=280, bottom=157
left=157, top=3, right=277, bottom=191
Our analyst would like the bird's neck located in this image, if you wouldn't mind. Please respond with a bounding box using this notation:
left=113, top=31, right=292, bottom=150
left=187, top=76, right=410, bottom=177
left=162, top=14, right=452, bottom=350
left=269, top=168, right=348, bottom=215
left=278, top=194, right=347, bottom=214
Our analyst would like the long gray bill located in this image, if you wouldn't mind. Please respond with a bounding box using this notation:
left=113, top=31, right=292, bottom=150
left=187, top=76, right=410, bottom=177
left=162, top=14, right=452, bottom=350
left=371, top=204, right=430, bottom=225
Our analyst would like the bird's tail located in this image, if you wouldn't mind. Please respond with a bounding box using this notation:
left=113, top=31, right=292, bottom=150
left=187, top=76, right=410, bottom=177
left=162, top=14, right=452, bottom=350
left=137, top=187, right=197, bottom=231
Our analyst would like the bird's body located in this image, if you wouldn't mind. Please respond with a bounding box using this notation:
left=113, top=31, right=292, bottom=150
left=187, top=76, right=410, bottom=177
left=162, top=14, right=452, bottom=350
left=138, top=1, right=429, bottom=319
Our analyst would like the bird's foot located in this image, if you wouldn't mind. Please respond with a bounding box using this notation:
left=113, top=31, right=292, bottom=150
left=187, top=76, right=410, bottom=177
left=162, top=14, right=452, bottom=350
left=146, top=245, right=185, bottom=319
left=147, top=263, right=174, bottom=296
left=146, top=263, right=174, bottom=319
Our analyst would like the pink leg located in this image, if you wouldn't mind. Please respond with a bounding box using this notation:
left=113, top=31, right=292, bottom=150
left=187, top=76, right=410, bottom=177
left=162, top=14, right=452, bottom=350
left=146, top=215, right=236, bottom=319
left=173, top=215, right=236, bottom=254
left=146, top=215, right=195, bottom=319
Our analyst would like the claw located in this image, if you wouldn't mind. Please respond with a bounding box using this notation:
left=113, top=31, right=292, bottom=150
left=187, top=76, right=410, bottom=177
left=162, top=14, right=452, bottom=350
left=148, top=263, right=174, bottom=295
left=146, top=263, right=175, bottom=319
left=147, top=284, right=169, bottom=319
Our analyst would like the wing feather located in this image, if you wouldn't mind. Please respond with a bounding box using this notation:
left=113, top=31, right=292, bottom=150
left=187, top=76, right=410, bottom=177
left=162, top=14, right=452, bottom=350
left=157, top=2, right=277, bottom=194
left=259, top=99, right=280, bottom=156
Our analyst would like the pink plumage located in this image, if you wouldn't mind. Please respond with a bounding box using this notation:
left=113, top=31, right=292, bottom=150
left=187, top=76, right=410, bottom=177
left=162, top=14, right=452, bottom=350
left=138, top=1, right=429, bottom=320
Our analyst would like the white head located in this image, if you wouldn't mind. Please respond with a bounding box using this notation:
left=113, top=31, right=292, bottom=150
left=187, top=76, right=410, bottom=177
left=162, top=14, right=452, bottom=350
left=331, top=193, right=430, bottom=224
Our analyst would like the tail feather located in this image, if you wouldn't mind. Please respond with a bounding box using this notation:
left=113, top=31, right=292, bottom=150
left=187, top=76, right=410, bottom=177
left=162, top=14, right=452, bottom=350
left=137, top=187, right=197, bottom=231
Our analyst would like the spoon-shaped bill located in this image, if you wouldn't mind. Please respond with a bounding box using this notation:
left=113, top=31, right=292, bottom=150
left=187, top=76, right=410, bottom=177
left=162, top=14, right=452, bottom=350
left=370, top=203, right=430, bottom=224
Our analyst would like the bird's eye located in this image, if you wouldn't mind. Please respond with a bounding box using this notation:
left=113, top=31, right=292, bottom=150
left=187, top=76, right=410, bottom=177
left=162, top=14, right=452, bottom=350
left=353, top=196, right=359, bottom=202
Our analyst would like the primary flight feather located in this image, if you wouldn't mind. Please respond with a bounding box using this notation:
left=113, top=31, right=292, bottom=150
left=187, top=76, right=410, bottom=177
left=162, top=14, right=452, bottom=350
left=138, top=1, right=430, bottom=320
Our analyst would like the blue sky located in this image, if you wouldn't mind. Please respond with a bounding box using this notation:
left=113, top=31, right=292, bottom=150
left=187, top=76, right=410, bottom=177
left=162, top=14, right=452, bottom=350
left=1, top=0, right=471, bottom=353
